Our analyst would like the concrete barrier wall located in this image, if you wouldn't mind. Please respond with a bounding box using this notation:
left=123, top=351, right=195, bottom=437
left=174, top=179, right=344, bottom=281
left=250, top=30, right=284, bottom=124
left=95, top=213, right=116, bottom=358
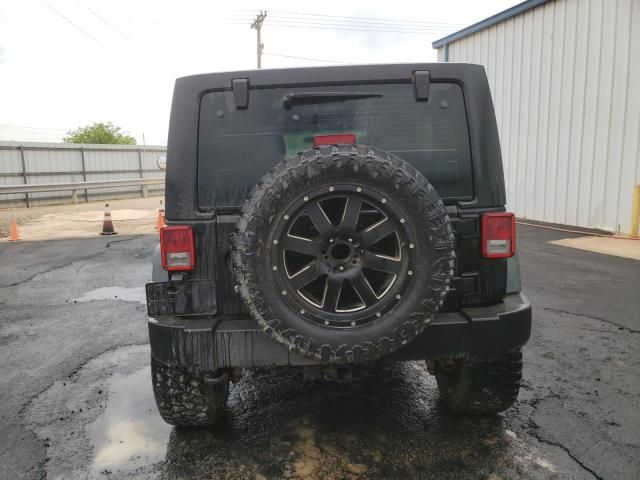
left=0, top=142, right=166, bottom=207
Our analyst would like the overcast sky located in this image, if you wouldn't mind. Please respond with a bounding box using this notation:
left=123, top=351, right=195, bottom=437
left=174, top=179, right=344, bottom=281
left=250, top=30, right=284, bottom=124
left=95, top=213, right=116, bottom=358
left=0, top=0, right=518, bottom=144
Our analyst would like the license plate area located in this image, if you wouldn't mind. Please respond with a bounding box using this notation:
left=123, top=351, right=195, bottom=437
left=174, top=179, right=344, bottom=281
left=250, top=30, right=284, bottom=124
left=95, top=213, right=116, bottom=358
left=146, top=281, right=217, bottom=317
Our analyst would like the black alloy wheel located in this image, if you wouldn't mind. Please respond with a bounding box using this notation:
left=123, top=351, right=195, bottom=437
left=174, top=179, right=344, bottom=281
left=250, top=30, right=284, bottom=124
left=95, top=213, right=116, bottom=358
left=272, top=185, right=413, bottom=328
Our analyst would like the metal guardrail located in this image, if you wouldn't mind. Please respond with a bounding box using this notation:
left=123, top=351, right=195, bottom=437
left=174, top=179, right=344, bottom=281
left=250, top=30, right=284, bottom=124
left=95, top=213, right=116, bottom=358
left=0, top=178, right=164, bottom=203
left=0, top=141, right=167, bottom=208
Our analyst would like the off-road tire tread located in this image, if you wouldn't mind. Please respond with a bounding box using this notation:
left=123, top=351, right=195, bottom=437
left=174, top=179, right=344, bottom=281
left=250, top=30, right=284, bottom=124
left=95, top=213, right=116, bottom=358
left=151, top=359, right=229, bottom=426
left=233, top=145, right=455, bottom=364
left=434, top=349, right=523, bottom=415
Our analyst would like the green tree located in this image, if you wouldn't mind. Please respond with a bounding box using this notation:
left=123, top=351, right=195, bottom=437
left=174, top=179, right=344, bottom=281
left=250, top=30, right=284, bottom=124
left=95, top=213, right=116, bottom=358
left=63, top=122, right=137, bottom=145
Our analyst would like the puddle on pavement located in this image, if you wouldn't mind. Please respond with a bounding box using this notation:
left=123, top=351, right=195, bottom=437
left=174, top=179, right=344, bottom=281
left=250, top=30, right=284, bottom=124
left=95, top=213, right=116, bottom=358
left=24, top=342, right=566, bottom=479
left=154, top=363, right=541, bottom=479
left=83, top=358, right=529, bottom=479
left=74, top=286, right=146, bottom=305
left=88, top=367, right=171, bottom=474
left=28, top=343, right=559, bottom=479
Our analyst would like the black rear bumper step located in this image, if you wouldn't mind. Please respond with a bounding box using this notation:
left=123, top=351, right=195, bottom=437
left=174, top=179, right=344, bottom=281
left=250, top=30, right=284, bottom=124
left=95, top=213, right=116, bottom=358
left=148, top=293, right=531, bottom=372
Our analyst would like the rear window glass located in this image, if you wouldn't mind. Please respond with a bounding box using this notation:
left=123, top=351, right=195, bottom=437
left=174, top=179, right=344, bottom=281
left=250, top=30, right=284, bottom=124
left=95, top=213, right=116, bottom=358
left=198, top=83, right=472, bottom=209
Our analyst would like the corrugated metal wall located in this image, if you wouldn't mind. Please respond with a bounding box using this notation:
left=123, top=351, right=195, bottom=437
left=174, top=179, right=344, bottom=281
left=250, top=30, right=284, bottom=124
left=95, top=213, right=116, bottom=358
left=437, top=0, right=640, bottom=233
left=0, top=142, right=166, bottom=207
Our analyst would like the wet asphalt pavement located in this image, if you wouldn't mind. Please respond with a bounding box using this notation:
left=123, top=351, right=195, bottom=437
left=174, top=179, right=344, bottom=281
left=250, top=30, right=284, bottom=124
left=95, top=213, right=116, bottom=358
left=0, top=225, right=638, bottom=480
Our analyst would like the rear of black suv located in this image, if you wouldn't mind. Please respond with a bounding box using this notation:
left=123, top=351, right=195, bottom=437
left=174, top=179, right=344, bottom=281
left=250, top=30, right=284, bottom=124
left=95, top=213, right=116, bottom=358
left=146, top=63, right=531, bottom=426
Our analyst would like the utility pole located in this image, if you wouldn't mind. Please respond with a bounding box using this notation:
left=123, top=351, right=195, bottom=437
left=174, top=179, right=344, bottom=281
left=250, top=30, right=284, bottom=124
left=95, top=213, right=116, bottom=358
left=250, top=11, right=267, bottom=69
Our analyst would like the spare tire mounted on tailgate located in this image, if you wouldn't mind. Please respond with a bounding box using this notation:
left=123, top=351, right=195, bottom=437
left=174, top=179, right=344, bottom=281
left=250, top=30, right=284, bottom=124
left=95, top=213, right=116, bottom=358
left=233, top=144, right=455, bottom=364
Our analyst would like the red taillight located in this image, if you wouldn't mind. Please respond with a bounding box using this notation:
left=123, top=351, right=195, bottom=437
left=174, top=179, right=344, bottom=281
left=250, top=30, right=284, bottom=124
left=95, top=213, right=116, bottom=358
left=160, top=226, right=195, bottom=271
left=312, top=133, right=357, bottom=148
left=481, top=212, right=515, bottom=258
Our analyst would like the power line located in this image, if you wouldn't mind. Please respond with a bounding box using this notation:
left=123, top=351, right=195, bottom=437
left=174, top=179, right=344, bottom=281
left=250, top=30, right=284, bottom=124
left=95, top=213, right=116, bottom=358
left=119, top=9, right=460, bottom=29
left=268, top=18, right=455, bottom=32
left=268, top=15, right=458, bottom=30
left=79, top=1, right=133, bottom=43
left=127, top=21, right=252, bottom=26
left=126, top=16, right=455, bottom=32
left=117, top=10, right=459, bottom=34
left=267, top=18, right=454, bottom=32
left=266, top=23, right=442, bottom=35
left=118, top=19, right=446, bottom=35
left=41, top=0, right=101, bottom=44
left=268, top=10, right=463, bottom=28
left=263, top=52, right=348, bottom=64
left=124, top=14, right=255, bottom=25
left=123, top=10, right=255, bottom=25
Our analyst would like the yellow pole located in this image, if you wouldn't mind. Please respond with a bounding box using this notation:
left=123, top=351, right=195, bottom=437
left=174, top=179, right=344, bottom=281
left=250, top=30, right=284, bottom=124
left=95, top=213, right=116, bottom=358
left=631, top=184, right=640, bottom=238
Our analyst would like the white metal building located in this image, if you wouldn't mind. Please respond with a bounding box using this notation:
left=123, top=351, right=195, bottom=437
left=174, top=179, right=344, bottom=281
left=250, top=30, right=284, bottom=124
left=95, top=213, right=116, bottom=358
left=433, top=0, right=639, bottom=234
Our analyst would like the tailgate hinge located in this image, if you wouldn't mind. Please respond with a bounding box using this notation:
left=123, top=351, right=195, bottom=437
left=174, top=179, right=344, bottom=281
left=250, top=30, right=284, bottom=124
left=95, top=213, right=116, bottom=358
left=232, top=78, right=250, bottom=109
left=412, top=70, right=430, bottom=101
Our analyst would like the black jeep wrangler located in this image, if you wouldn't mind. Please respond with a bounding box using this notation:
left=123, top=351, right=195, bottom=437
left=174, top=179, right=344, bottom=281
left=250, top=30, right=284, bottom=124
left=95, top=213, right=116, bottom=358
left=146, top=63, right=531, bottom=426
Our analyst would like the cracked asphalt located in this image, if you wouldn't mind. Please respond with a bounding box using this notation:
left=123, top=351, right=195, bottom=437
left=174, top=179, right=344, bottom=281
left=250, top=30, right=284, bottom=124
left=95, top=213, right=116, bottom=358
left=0, top=224, right=638, bottom=479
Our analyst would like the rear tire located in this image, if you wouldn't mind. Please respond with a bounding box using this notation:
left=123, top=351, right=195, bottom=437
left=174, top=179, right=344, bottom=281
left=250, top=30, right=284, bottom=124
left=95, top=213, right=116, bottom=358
left=433, top=349, right=523, bottom=415
left=151, top=359, right=229, bottom=426
left=233, top=144, right=455, bottom=364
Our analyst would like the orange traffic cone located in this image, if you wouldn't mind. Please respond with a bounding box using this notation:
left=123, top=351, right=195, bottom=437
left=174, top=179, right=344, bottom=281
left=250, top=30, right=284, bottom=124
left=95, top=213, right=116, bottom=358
left=155, top=200, right=165, bottom=230
left=8, top=217, right=21, bottom=241
left=100, top=203, right=117, bottom=236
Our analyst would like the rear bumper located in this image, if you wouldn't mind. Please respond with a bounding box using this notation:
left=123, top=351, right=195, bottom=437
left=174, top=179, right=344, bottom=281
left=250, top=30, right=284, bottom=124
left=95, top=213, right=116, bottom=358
left=388, top=291, right=531, bottom=360
left=148, top=292, right=531, bottom=372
